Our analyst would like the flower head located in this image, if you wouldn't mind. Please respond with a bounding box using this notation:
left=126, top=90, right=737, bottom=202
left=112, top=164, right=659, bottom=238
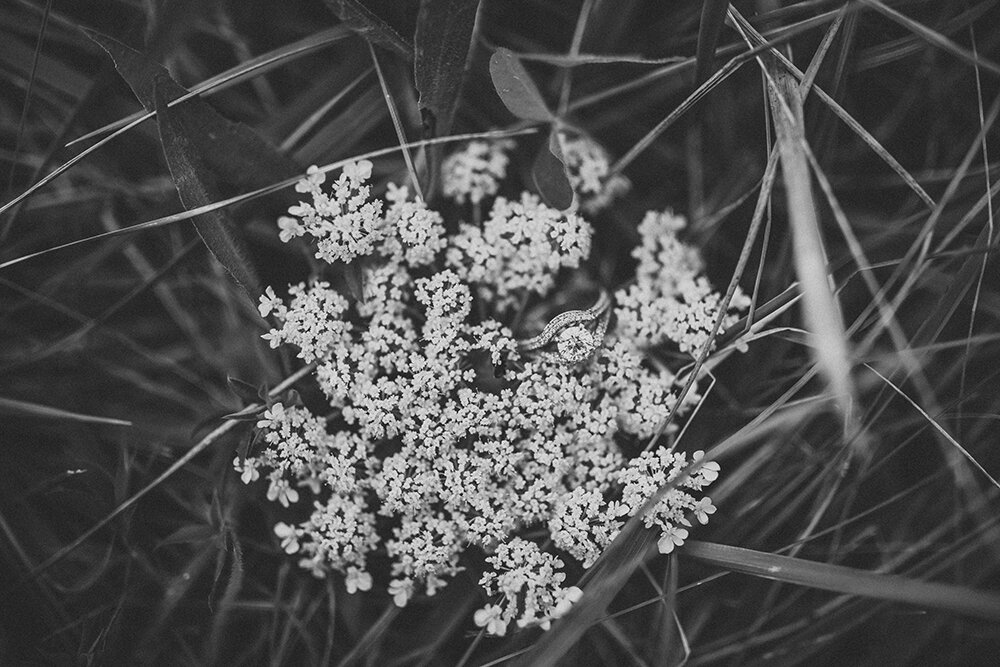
left=248, top=141, right=739, bottom=634
left=442, top=139, right=515, bottom=205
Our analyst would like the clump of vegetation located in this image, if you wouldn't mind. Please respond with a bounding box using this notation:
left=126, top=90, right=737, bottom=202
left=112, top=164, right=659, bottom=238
left=2, top=1, right=999, bottom=665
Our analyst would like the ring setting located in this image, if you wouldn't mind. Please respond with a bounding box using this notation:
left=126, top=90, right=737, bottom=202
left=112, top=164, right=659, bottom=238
left=517, top=290, right=611, bottom=364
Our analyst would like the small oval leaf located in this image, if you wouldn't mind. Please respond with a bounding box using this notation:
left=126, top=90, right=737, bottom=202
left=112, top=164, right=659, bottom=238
left=489, top=47, right=553, bottom=122
left=532, top=128, right=574, bottom=210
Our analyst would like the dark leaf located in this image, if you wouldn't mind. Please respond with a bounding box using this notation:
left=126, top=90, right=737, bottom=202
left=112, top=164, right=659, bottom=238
left=83, top=29, right=299, bottom=191
left=283, top=388, right=303, bottom=407
left=342, top=256, right=371, bottom=303
left=227, top=376, right=262, bottom=405
left=161, top=524, right=217, bottom=547
left=84, top=29, right=295, bottom=303
left=414, top=0, right=481, bottom=138
left=154, top=83, right=263, bottom=303
left=695, top=0, right=729, bottom=85
left=489, top=47, right=553, bottom=122
left=323, top=0, right=415, bottom=60
left=531, top=127, right=574, bottom=210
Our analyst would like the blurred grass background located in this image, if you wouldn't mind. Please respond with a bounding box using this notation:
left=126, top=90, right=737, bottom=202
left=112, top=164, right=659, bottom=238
left=2, top=0, right=1000, bottom=664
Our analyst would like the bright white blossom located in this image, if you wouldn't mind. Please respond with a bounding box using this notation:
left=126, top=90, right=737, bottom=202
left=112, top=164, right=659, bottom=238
left=614, top=210, right=751, bottom=356
left=447, top=193, right=591, bottom=312
left=476, top=538, right=582, bottom=633
left=241, top=154, right=744, bottom=634
left=282, top=161, right=385, bottom=264
left=559, top=132, right=631, bottom=214
left=442, top=139, right=514, bottom=205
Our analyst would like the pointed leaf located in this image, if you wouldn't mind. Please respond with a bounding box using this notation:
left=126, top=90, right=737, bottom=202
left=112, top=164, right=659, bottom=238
left=83, top=29, right=299, bottom=191
left=764, top=58, right=855, bottom=424
left=323, top=0, right=414, bottom=60
left=155, top=83, right=263, bottom=302
left=414, top=0, right=481, bottom=138
left=532, top=128, right=574, bottom=210
left=227, top=376, right=263, bottom=405
left=489, top=47, right=553, bottom=122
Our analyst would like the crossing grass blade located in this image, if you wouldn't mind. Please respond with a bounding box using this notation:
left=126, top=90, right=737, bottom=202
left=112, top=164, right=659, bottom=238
left=0, top=397, right=132, bottom=426
left=683, top=540, right=1000, bottom=621
left=323, top=0, right=414, bottom=60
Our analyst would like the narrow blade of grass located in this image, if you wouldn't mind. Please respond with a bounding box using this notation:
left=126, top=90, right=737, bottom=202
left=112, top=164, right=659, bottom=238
left=695, top=0, right=730, bottom=84
left=727, top=7, right=936, bottom=210
left=0, top=397, right=132, bottom=426
left=684, top=540, right=1000, bottom=621
left=0, top=129, right=537, bottom=271
left=323, top=0, right=414, bottom=60
left=865, top=364, right=1000, bottom=491
left=20, top=363, right=316, bottom=582
left=732, top=10, right=856, bottom=430
left=68, top=26, right=349, bottom=147
left=859, top=0, right=1000, bottom=78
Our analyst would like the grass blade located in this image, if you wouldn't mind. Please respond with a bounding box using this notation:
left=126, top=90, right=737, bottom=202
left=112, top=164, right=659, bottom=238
left=0, top=129, right=537, bottom=271
left=695, top=0, right=730, bottom=85
left=865, top=364, right=1000, bottom=491
left=859, top=0, right=1000, bottom=78
left=67, top=26, right=349, bottom=147
left=727, top=8, right=936, bottom=210
left=323, top=0, right=414, bottom=60
left=20, top=364, right=316, bottom=583
left=684, top=540, right=1000, bottom=621
left=730, top=9, right=856, bottom=428
left=0, top=397, right=131, bottom=426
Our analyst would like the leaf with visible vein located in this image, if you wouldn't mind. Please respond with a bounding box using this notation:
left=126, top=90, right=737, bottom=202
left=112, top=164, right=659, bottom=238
left=84, top=29, right=300, bottom=191
left=414, top=0, right=481, bottom=138
left=324, top=0, right=414, bottom=60
left=489, top=47, right=553, bottom=123
left=154, top=83, right=263, bottom=303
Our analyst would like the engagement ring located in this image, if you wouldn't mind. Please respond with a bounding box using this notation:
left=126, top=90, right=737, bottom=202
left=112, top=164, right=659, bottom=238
left=517, top=290, right=611, bottom=364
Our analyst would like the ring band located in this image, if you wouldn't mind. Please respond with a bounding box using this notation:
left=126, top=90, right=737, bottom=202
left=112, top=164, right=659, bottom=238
left=517, top=290, right=611, bottom=363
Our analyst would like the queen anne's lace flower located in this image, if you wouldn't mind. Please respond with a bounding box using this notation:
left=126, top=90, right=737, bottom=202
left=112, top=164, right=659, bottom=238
left=614, top=210, right=751, bottom=355
left=242, top=153, right=742, bottom=624
left=441, top=139, right=515, bottom=205
left=447, top=193, right=591, bottom=312
left=282, top=161, right=385, bottom=264
left=476, top=538, right=583, bottom=633
left=559, top=132, right=631, bottom=214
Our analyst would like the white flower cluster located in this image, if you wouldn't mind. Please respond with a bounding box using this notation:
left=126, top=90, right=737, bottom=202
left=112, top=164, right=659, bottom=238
left=239, top=156, right=741, bottom=636
left=475, top=539, right=583, bottom=635
left=559, top=132, right=631, bottom=214
left=614, top=210, right=751, bottom=355
left=447, top=192, right=591, bottom=312
left=441, top=139, right=515, bottom=205
left=279, top=162, right=385, bottom=264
